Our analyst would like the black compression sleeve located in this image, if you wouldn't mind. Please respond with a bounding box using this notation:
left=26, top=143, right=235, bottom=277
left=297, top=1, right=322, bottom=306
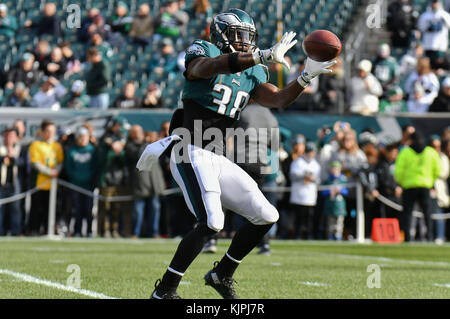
left=228, top=52, right=241, bottom=74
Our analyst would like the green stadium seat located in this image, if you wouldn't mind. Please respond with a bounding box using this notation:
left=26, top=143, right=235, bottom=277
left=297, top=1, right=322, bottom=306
left=22, top=0, right=40, bottom=10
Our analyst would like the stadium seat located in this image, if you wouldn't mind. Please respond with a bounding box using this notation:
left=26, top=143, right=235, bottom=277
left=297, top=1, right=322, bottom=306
left=21, top=0, right=40, bottom=10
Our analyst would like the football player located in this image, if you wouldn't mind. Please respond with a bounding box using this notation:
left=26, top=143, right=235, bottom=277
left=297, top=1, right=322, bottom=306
left=151, top=8, right=335, bottom=299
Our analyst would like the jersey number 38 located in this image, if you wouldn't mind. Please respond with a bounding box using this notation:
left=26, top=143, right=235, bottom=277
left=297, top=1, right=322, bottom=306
left=212, top=83, right=250, bottom=118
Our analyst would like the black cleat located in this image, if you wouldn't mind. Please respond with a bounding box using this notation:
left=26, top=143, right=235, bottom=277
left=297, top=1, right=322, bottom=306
left=150, top=279, right=181, bottom=299
left=204, top=263, right=239, bottom=299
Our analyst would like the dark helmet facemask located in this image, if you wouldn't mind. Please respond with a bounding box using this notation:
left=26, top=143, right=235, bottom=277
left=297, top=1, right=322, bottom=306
left=226, top=26, right=258, bottom=53
left=210, top=9, right=258, bottom=53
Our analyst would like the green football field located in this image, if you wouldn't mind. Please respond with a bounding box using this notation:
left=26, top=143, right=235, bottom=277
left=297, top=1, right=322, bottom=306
left=0, top=237, right=449, bottom=299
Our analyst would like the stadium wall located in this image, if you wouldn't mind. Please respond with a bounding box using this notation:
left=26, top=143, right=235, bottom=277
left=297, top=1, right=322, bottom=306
left=0, top=108, right=449, bottom=146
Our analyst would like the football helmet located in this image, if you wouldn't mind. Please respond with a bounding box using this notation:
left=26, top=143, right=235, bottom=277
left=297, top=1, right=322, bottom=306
left=210, top=8, right=258, bottom=53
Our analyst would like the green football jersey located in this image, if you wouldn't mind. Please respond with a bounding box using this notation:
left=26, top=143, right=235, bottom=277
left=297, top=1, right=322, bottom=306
left=373, top=56, right=399, bottom=85
left=182, top=39, right=268, bottom=119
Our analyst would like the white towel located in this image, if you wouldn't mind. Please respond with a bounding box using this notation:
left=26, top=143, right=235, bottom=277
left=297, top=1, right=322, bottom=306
left=136, top=135, right=181, bottom=171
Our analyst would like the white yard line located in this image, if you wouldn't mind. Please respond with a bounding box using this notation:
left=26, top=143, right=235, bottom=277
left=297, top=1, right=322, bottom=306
left=300, top=281, right=330, bottom=287
left=307, top=252, right=450, bottom=267
left=0, top=269, right=119, bottom=299
left=433, top=283, right=450, bottom=289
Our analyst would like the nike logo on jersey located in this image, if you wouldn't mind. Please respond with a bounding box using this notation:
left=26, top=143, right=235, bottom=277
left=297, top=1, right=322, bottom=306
left=232, top=78, right=241, bottom=86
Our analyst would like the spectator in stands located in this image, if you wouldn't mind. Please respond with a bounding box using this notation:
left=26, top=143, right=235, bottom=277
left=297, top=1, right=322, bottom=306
left=82, top=122, right=97, bottom=147
left=188, top=0, right=213, bottom=35
left=372, top=43, right=400, bottom=98
left=279, top=134, right=305, bottom=238
left=85, top=48, right=111, bottom=110
left=129, top=4, right=154, bottom=47
left=142, top=83, right=164, bottom=108
left=78, top=7, right=100, bottom=42
left=289, top=142, right=321, bottom=239
left=24, top=2, right=63, bottom=38
left=0, top=3, right=17, bottom=39
left=34, top=40, right=51, bottom=70
left=387, top=0, right=419, bottom=48
left=153, top=0, right=189, bottom=43
left=376, top=137, right=402, bottom=219
left=404, top=57, right=440, bottom=113
left=113, top=81, right=142, bottom=109
left=64, top=127, right=96, bottom=237
left=3, top=82, right=31, bottom=107
left=321, top=161, right=349, bottom=241
left=42, top=46, right=67, bottom=80
left=395, top=131, right=442, bottom=242
left=417, top=0, right=450, bottom=70
left=12, top=119, right=31, bottom=224
left=287, top=58, right=319, bottom=112
left=350, top=59, right=383, bottom=115
left=358, top=130, right=378, bottom=155
left=399, top=43, right=425, bottom=78
left=358, top=145, right=380, bottom=238
left=61, top=80, right=89, bottom=109
left=0, top=127, right=24, bottom=235
left=399, top=124, right=416, bottom=150
left=429, top=134, right=449, bottom=243
left=330, top=129, right=368, bottom=181
left=59, top=41, right=81, bottom=77
left=145, top=131, right=160, bottom=144
left=269, top=61, right=291, bottom=89
left=429, top=76, right=450, bottom=112
left=13, top=120, right=27, bottom=146
left=318, top=57, right=345, bottom=113
left=318, top=121, right=350, bottom=181
left=30, top=76, right=66, bottom=110
left=126, top=125, right=166, bottom=238
left=28, top=119, right=64, bottom=235
left=6, top=52, right=40, bottom=90
left=188, top=0, right=213, bottom=25
left=90, top=32, right=114, bottom=61
left=96, top=117, right=128, bottom=238
left=108, top=1, right=133, bottom=36
left=149, top=37, right=179, bottom=77
left=86, top=14, right=116, bottom=47
left=330, top=129, right=367, bottom=239
left=379, top=87, right=407, bottom=113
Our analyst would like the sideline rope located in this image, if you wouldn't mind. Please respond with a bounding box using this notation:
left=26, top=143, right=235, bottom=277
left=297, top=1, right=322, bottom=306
left=375, top=194, right=450, bottom=220
left=2, top=180, right=449, bottom=221
left=0, top=180, right=51, bottom=205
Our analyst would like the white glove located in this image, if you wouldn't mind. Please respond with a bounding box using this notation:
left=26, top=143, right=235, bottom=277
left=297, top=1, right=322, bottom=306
left=253, top=31, right=297, bottom=70
left=297, top=58, right=337, bottom=88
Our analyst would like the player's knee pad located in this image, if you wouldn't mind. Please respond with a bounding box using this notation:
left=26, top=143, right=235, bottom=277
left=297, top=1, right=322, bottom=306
left=206, top=217, right=224, bottom=233
left=261, top=204, right=279, bottom=225
left=203, top=191, right=224, bottom=232
left=251, top=195, right=279, bottom=225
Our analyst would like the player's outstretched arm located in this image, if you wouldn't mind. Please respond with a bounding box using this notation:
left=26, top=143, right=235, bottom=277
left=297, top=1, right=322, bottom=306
left=186, top=53, right=257, bottom=80
left=252, top=58, right=336, bottom=109
left=186, top=31, right=298, bottom=80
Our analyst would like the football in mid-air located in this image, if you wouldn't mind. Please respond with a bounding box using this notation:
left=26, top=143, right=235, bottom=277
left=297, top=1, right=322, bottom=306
left=302, top=30, right=342, bottom=62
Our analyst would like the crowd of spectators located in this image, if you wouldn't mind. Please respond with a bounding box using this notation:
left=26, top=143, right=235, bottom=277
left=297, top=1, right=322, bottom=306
left=0, top=118, right=448, bottom=244
left=0, top=0, right=448, bottom=113
left=0, top=0, right=203, bottom=109
left=348, top=0, right=450, bottom=115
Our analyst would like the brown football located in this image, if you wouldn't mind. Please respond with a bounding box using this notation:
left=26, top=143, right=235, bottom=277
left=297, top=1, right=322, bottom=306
left=302, top=30, right=342, bottom=62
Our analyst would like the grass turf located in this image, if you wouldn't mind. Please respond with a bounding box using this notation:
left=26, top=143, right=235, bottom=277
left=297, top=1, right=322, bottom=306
left=0, top=237, right=449, bottom=299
